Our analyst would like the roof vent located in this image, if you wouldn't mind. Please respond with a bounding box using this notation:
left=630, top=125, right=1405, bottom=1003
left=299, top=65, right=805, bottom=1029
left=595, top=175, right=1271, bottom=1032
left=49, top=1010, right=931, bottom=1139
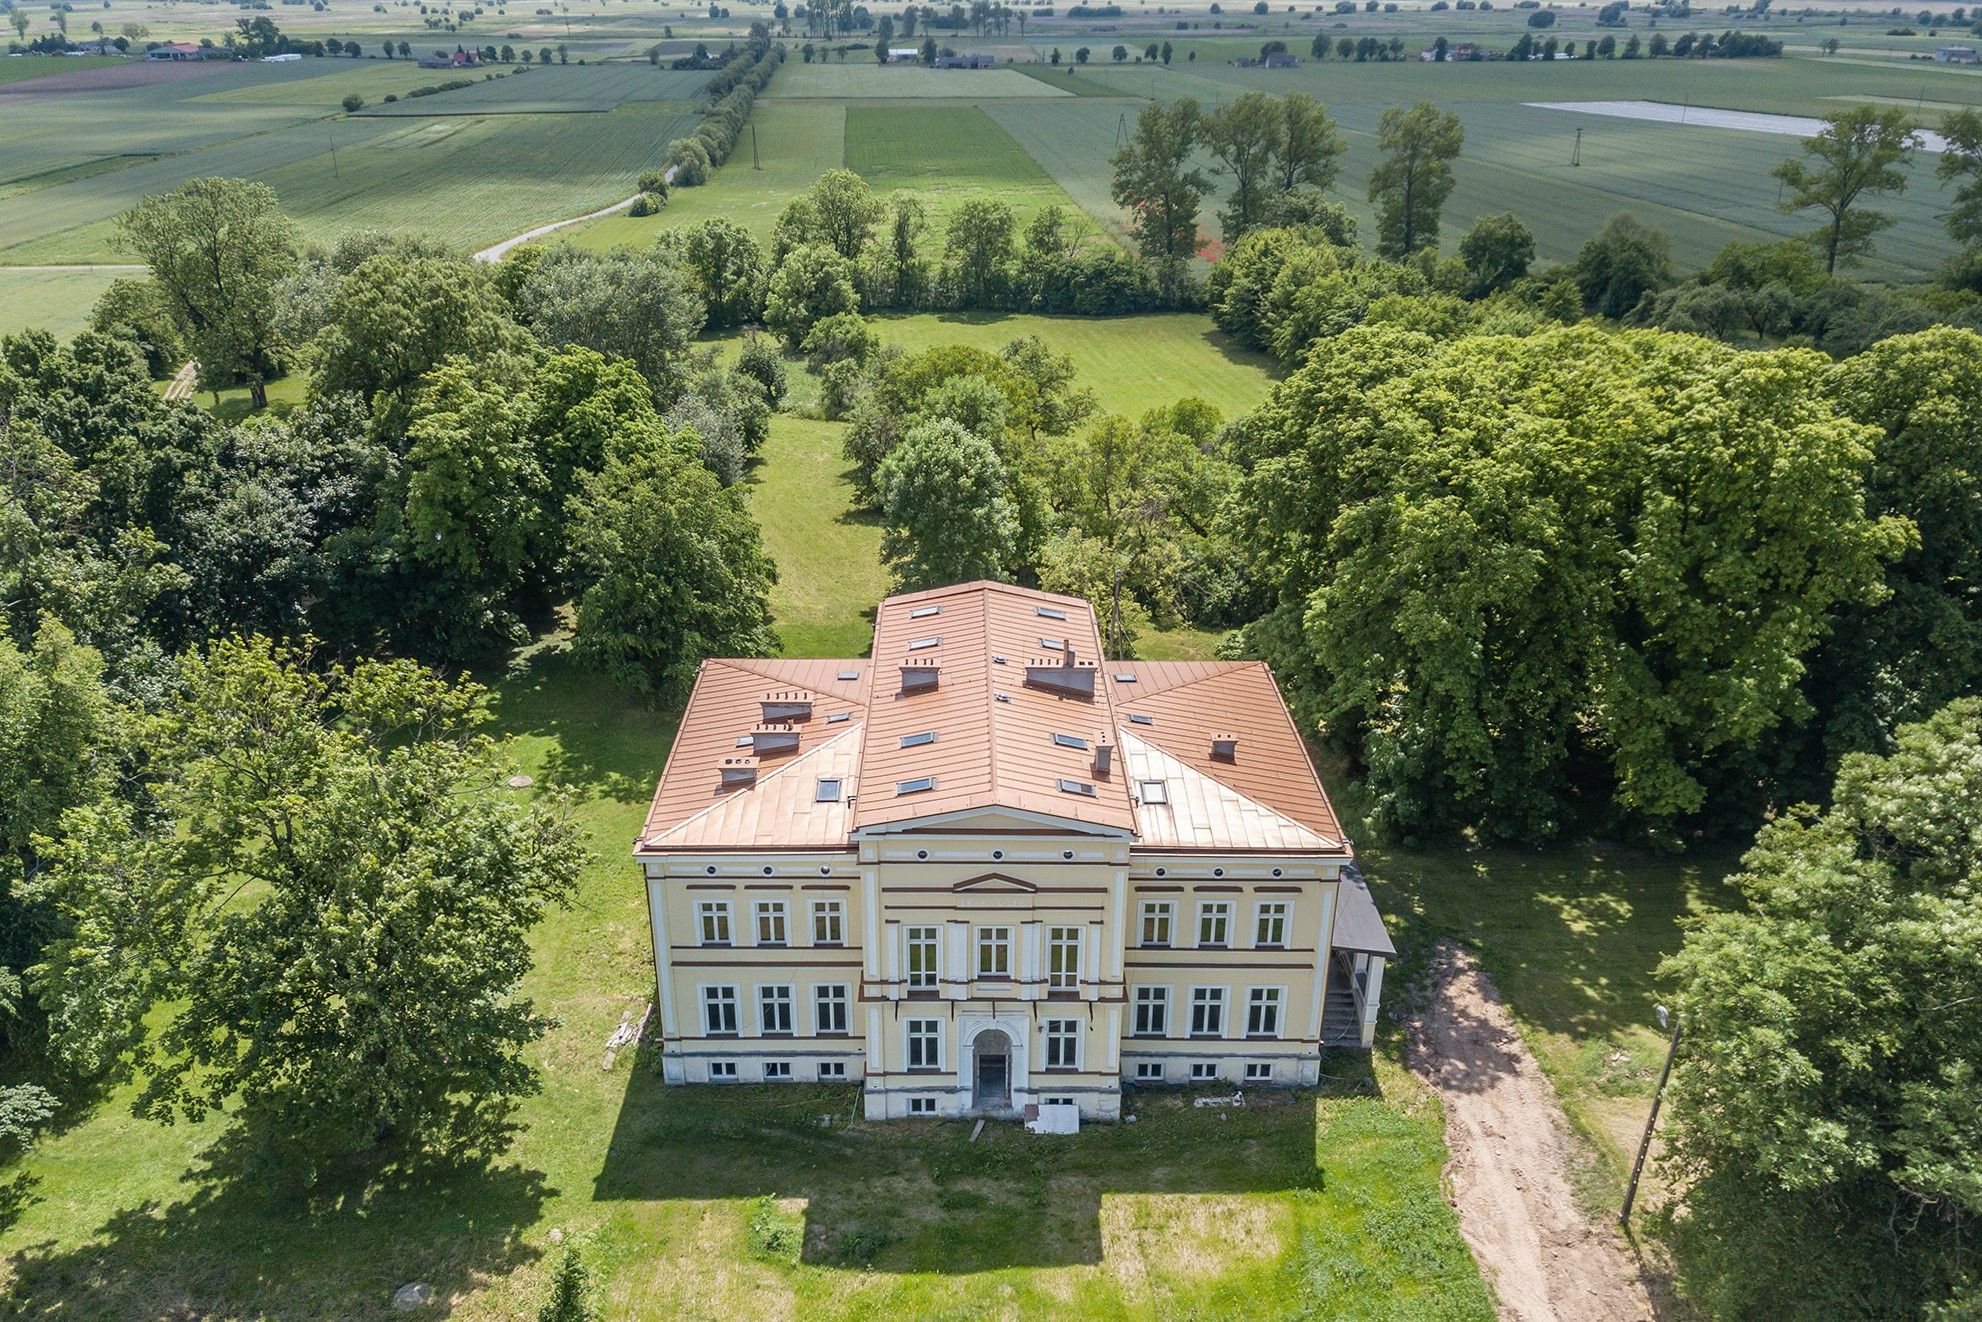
left=1092, top=741, right=1114, bottom=778
left=761, top=691, right=813, bottom=722
left=1211, top=735, right=1238, bottom=762
left=900, top=659, right=940, bottom=693
left=720, top=756, right=758, bottom=789
left=749, top=724, right=800, bottom=756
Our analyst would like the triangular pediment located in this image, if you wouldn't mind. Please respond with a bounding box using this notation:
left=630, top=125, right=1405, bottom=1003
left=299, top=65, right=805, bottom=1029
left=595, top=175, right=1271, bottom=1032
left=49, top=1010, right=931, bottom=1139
left=861, top=806, right=1130, bottom=838
left=952, top=872, right=1039, bottom=893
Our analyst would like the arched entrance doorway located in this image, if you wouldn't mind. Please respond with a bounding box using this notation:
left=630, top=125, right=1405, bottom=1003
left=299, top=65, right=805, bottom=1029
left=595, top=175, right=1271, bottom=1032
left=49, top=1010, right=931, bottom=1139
left=972, top=1028, right=1012, bottom=1110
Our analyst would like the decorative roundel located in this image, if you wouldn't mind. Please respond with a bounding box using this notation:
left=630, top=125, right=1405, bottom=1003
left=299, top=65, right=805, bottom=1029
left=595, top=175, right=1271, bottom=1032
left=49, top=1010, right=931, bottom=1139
left=1271, top=867, right=1283, bottom=878
left=1155, top=867, right=1167, bottom=877
left=762, top=865, right=774, bottom=876
left=992, top=849, right=1005, bottom=861
left=705, top=865, right=717, bottom=876
left=1213, top=867, right=1225, bottom=878
left=1062, top=850, right=1074, bottom=860
left=916, top=849, right=929, bottom=861
left=819, top=865, right=832, bottom=876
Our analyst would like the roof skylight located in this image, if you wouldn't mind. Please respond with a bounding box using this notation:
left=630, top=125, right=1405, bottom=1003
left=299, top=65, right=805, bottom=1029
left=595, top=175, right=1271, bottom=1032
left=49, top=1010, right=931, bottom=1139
left=1057, top=778, right=1097, bottom=797
left=908, top=636, right=941, bottom=651
left=900, top=731, right=937, bottom=748
left=1036, top=605, right=1067, bottom=620
left=1052, top=733, right=1089, bottom=750
left=1139, top=780, right=1168, bottom=805
left=909, top=605, right=941, bottom=619
left=896, top=776, right=936, bottom=795
left=1128, top=714, right=1154, bottom=726
left=816, top=779, right=843, bottom=803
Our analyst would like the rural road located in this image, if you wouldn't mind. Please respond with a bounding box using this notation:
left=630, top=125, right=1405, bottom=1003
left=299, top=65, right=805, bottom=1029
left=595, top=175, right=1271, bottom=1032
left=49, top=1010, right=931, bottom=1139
left=1406, top=942, right=1655, bottom=1322
left=472, top=164, right=677, bottom=263
left=163, top=360, right=197, bottom=401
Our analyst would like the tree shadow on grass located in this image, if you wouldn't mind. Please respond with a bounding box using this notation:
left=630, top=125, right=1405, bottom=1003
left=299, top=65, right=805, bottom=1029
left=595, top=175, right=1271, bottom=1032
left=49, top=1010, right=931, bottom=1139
left=486, top=642, right=679, bottom=806
left=591, top=1042, right=1381, bottom=1273
left=3, top=1123, right=552, bottom=1319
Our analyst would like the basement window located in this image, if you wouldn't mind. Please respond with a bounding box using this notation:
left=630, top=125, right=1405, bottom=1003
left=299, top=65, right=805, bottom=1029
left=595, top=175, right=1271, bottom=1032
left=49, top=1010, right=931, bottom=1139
left=900, top=731, right=937, bottom=748
left=1139, top=780, right=1168, bottom=805
left=1036, top=605, right=1067, bottom=620
left=1057, top=778, right=1097, bottom=797
left=1052, top=733, right=1089, bottom=750
left=909, top=604, right=941, bottom=619
left=897, top=777, right=936, bottom=795
left=908, top=635, right=941, bottom=651
left=816, top=779, right=843, bottom=803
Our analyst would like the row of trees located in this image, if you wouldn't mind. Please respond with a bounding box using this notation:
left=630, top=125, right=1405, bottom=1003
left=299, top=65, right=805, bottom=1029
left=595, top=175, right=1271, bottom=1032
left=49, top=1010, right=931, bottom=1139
left=665, top=26, right=784, bottom=187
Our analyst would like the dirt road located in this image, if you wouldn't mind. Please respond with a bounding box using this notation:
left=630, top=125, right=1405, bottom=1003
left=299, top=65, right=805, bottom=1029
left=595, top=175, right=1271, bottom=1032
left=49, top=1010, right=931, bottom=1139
left=1406, top=941, right=1655, bottom=1322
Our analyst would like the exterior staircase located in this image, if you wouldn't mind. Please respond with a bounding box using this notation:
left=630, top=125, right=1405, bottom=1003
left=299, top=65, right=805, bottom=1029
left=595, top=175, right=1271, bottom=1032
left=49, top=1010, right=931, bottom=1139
left=1319, top=957, right=1366, bottom=1048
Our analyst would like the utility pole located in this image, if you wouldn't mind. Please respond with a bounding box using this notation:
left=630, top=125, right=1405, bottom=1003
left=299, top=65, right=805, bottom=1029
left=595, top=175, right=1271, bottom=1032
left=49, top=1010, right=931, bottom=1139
left=1571, top=124, right=1582, bottom=167
left=752, top=122, right=761, bottom=169
left=1621, top=1005, right=1681, bottom=1226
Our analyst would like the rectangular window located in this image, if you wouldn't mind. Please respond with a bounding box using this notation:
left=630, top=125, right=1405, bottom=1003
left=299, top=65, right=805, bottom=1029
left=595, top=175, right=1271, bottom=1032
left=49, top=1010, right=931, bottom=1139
left=1244, top=1062, right=1273, bottom=1082
left=755, top=900, right=788, bottom=946
left=815, top=778, right=842, bottom=802
left=1139, top=901, right=1174, bottom=947
left=759, top=984, right=794, bottom=1035
left=1198, top=901, right=1232, bottom=948
left=906, top=1019, right=942, bottom=1070
left=813, top=900, right=844, bottom=945
left=709, top=1060, right=738, bottom=1081
left=906, top=925, right=939, bottom=989
left=1190, top=986, right=1227, bottom=1037
left=815, top=983, right=849, bottom=1034
left=1135, top=1061, right=1165, bottom=1081
left=1247, top=987, right=1283, bottom=1037
left=818, top=1061, right=847, bottom=1080
left=1044, top=1018, right=1079, bottom=1070
left=763, top=1061, right=791, bottom=1081
left=1255, top=901, right=1289, bottom=948
left=976, top=926, right=1012, bottom=978
left=908, top=1096, right=937, bottom=1115
left=1190, top=1062, right=1219, bottom=1081
left=1048, top=926, right=1081, bottom=990
left=697, top=900, right=732, bottom=946
left=702, top=985, right=738, bottom=1035
left=1044, top=1095, right=1076, bottom=1108
left=1133, top=985, right=1170, bottom=1036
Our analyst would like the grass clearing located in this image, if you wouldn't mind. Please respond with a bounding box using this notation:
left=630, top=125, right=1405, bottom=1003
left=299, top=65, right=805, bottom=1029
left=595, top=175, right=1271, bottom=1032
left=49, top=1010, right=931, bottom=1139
left=0, top=267, right=129, bottom=339
left=746, top=414, right=887, bottom=659
left=0, top=55, right=120, bottom=87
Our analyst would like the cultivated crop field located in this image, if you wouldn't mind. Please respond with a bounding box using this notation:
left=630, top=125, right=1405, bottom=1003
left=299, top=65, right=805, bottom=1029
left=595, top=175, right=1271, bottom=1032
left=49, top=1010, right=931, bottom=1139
left=767, top=61, right=1070, bottom=98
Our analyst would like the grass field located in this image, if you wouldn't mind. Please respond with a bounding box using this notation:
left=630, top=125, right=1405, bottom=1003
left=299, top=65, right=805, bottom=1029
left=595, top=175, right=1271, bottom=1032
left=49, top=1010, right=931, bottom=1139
left=767, top=61, right=1069, bottom=98
left=0, top=267, right=131, bottom=339
left=0, top=55, right=119, bottom=85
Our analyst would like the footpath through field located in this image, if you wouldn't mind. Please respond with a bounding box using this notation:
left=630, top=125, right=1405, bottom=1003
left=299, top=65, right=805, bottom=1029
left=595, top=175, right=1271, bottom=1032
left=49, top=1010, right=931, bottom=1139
left=1406, top=941, right=1656, bottom=1322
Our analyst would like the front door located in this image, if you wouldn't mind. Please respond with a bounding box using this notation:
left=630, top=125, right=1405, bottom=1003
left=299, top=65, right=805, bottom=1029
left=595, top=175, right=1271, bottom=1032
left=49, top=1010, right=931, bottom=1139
left=973, top=1030, right=1011, bottom=1109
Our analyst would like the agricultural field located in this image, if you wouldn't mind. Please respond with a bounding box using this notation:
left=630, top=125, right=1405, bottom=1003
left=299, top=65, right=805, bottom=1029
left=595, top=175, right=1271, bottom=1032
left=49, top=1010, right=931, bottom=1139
left=767, top=61, right=1070, bottom=98
left=0, top=266, right=132, bottom=338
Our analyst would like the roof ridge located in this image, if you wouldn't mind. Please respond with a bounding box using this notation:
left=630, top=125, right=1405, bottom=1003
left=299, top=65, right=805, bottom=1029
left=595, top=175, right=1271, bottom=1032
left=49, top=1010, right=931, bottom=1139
left=981, top=585, right=1002, bottom=810
left=644, top=723, right=863, bottom=847
left=1120, top=728, right=1340, bottom=851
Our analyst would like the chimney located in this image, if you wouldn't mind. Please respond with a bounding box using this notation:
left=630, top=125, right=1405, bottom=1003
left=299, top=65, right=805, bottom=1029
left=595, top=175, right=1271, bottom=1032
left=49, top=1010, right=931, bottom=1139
left=720, top=756, right=759, bottom=789
left=1024, top=654, right=1097, bottom=698
left=1092, top=740, right=1114, bottom=778
left=900, top=659, right=940, bottom=693
left=1211, top=735, right=1238, bottom=763
left=749, top=724, right=800, bottom=756
left=760, top=691, right=813, bottom=722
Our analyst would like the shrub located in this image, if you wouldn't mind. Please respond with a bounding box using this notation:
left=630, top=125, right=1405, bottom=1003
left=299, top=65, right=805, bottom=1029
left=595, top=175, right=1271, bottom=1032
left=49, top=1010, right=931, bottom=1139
left=746, top=1195, right=803, bottom=1264
left=627, top=192, right=666, bottom=217
left=734, top=333, right=788, bottom=408
left=341, top=92, right=365, bottom=111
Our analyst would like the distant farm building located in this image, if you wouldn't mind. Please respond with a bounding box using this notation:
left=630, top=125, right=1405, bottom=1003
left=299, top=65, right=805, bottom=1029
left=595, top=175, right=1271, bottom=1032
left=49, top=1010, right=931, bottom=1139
left=419, top=48, right=482, bottom=68
left=1937, top=44, right=1980, bottom=63
left=262, top=52, right=303, bottom=63
left=1231, top=52, right=1298, bottom=68
left=934, top=52, right=996, bottom=68
left=146, top=41, right=209, bottom=60
left=886, top=47, right=919, bottom=62
left=1422, top=41, right=1487, bottom=60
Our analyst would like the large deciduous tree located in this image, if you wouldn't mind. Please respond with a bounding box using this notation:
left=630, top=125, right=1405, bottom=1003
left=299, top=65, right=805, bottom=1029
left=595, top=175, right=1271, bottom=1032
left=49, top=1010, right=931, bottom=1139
left=1109, top=98, right=1209, bottom=274
left=1366, top=101, right=1463, bottom=259
left=35, top=639, right=583, bottom=1166
left=874, top=418, right=1020, bottom=590
left=1274, top=92, right=1345, bottom=196
left=1773, top=104, right=1917, bottom=275
left=516, top=246, right=706, bottom=401
left=1572, top=212, right=1675, bottom=318
left=763, top=242, right=859, bottom=348
left=1656, top=698, right=1982, bottom=1318
left=1205, top=91, right=1285, bottom=243
left=117, top=178, right=299, bottom=410
left=680, top=218, right=765, bottom=329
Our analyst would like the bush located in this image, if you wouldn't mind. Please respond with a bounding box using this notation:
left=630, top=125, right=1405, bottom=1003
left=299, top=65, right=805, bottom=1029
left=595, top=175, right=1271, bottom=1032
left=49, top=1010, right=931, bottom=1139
left=636, top=168, right=670, bottom=199
left=627, top=192, right=666, bottom=217
left=341, top=92, right=365, bottom=111
left=734, top=333, right=788, bottom=408
left=666, top=137, right=710, bottom=187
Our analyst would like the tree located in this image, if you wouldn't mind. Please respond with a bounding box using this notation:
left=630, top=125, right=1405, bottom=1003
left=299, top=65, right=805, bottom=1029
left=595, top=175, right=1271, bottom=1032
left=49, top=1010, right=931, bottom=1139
left=1936, top=107, right=1982, bottom=251
left=1110, top=98, right=1209, bottom=271
left=1656, top=699, right=1982, bottom=1318
left=1773, top=105, right=1916, bottom=274
left=35, top=640, right=583, bottom=1163
left=117, top=179, right=298, bottom=411
left=867, top=193, right=930, bottom=308
left=944, top=197, right=1016, bottom=307
left=566, top=432, right=778, bottom=700
left=1457, top=212, right=1534, bottom=295
left=806, top=168, right=882, bottom=261
left=874, top=418, right=1020, bottom=589
left=1206, top=91, right=1285, bottom=242
left=517, top=247, right=706, bottom=399
left=874, top=13, right=893, bottom=60
left=1366, top=102, right=1463, bottom=258
left=1572, top=212, right=1675, bottom=317
left=680, top=219, right=765, bottom=329
left=763, top=243, right=859, bottom=347
left=1275, top=92, right=1344, bottom=195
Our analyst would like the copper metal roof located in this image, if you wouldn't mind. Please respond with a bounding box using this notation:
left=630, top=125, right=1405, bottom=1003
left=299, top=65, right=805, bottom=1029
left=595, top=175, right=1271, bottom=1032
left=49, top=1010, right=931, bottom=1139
left=636, top=582, right=1347, bottom=855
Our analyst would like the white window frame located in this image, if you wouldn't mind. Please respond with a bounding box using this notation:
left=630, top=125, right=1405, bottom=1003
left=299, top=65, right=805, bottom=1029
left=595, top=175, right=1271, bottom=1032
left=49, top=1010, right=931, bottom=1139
left=814, top=982, right=850, bottom=1034
left=1244, top=1062, right=1273, bottom=1082
left=818, top=1060, right=847, bottom=1080
left=758, top=983, right=794, bottom=1035
left=702, top=984, right=739, bottom=1035
left=1190, top=985, right=1227, bottom=1038
left=1139, top=900, right=1174, bottom=947
left=697, top=900, right=732, bottom=946
left=763, top=1061, right=792, bottom=1081
left=1043, top=1018, right=1080, bottom=1070
left=908, top=1096, right=938, bottom=1115
left=1047, top=926, right=1081, bottom=990
left=906, top=925, right=939, bottom=989
left=1134, top=1061, right=1165, bottom=1081
left=905, top=1018, right=943, bottom=1071
left=1132, top=985, right=1170, bottom=1036
left=1190, top=1062, right=1219, bottom=1081
left=708, top=1060, right=739, bottom=1081
left=1197, top=901, right=1232, bottom=948
left=1247, top=986, right=1283, bottom=1038
left=754, top=899, right=788, bottom=946
left=812, top=899, right=845, bottom=945
left=1254, top=901, right=1289, bottom=948
left=976, top=925, right=1013, bottom=978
